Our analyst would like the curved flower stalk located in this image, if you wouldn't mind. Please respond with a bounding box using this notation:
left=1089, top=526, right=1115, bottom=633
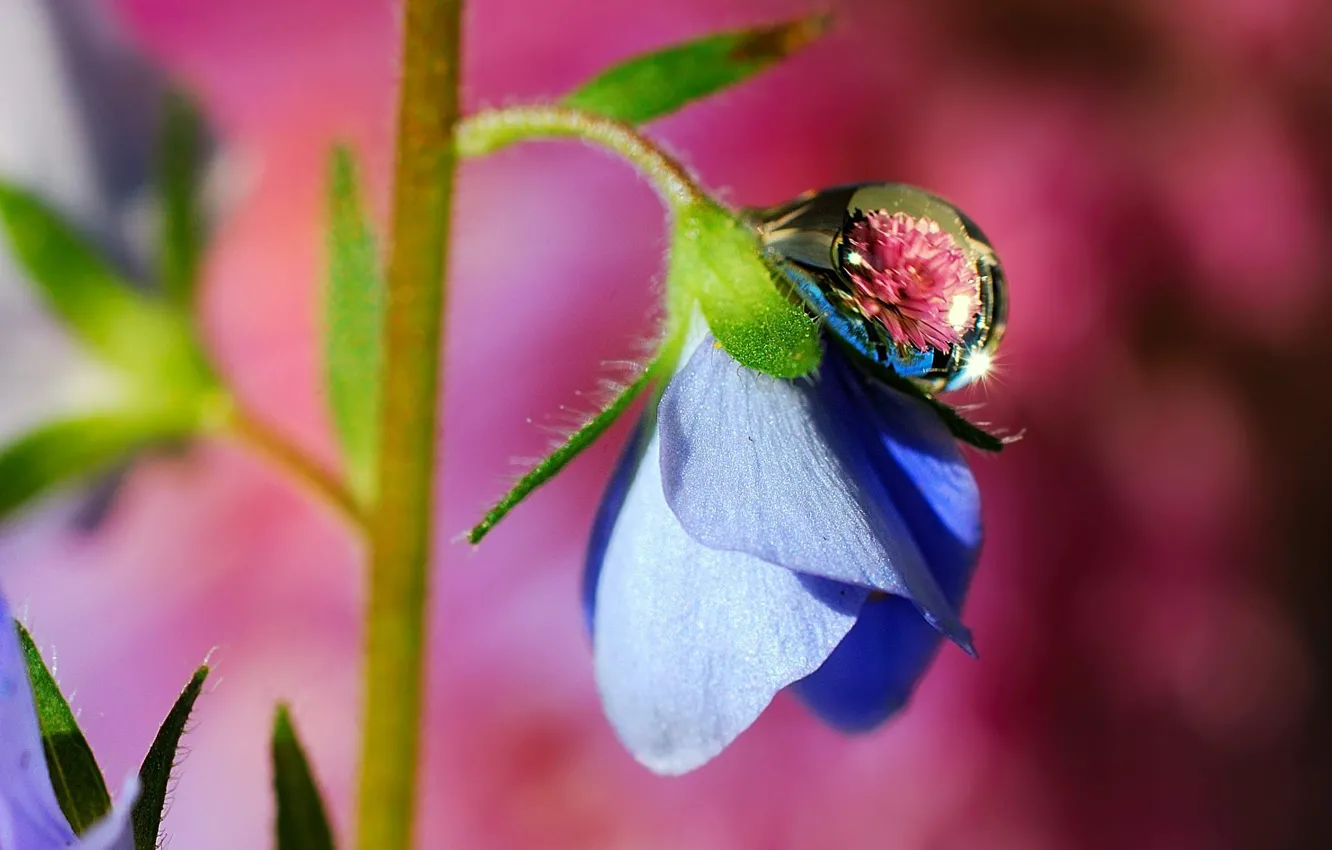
left=0, top=592, right=137, bottom=849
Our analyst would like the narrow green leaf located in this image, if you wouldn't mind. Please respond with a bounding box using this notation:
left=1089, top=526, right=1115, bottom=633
left=323, top=146, right=383, bottom=504
left=132, top=665, right=208, bottom=850
left=673, top=201, right=821, bottom=379
left=273, top=705, right=336, bottom=850
left=563, top=13, right=831, bottom=124
left=468, top=367, right=655, bottom=544
left=158, top=88, right=207, bottom=309
left=0, top=180, right=216, bottom=389
left=0, top=414, right=187, bottom=524
left=17, top=622, right=111, bottom=833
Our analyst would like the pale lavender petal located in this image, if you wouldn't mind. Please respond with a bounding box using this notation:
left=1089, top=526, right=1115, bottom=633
left=594, top=430, right=866, bottom=775
left=657, top=336, right=971, bottom=649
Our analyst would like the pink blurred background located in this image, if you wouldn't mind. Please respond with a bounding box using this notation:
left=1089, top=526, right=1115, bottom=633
left=3, top=0, right=1331, bottom=847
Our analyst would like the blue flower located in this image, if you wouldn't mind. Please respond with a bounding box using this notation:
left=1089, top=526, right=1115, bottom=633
left=583, top=329, right=981, bottom=774
left=0, top=592, right=137, bottom=849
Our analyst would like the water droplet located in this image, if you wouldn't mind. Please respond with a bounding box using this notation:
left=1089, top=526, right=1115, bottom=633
left=757, top=183, right=1007, bottom=391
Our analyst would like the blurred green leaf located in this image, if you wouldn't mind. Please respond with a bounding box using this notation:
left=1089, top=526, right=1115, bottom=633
left=272, top=705, right=336, bottom=850
left=158, top=88, right=207, bottom=309
left=17, top=622, right=111, bottom=834
left=672, top=201, right=821, bottom=379
left=0, top=414, right=189, bottom=524
left=563, top=13, right=830, bottom=124
left=0, top=180, right=216, bottom=391
left=132, top=665, right=208, bottom=850
left=323, top=146, right=383, bottom=504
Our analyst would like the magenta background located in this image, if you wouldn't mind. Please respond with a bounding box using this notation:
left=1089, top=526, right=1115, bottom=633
left=4, top=0, right=1332, bottom=848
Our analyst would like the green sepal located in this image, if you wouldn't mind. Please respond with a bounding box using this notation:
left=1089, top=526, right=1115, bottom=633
left=323, top=145, right=383, bottom=504
left=158, top=87, right=207, bottom=310
left=272, top=705, right=336, bottom=850
left=16, top=622, right=111, bottom=834
left=0, top=413, right=194, bottom=524
left=133, top=665, right=209, bottom=850
left=467, top=368, right=655, bottom=544
left=563, top=14, right=831, bottom=124
left=0, top=179, right=216, bottom=393
left=672, top=201, right=821, bottom=379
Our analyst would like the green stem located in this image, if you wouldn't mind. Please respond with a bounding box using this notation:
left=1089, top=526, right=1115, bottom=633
left=457, top=105, right=707, bottom=208
left=357, top=0, right=462, bottom=847
left=220, top=404, right=365, bottom=529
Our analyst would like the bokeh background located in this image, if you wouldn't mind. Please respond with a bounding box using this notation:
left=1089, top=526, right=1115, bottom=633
left=2, top=0, right=1331, bottom=847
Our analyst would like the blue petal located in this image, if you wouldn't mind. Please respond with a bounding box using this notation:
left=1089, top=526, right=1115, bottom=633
left=582, top=416, right=650, bottom=634
left=0, top=595, right=79, bottom=848
left=826, top=347, right=982, bottom=573
left=790, top=593, right=950, bottom=731
left=791, top=348, right=982, bottom=730
left=657, top=335, right=972, bottom=650
left=593, top=429, right=867, bottom=774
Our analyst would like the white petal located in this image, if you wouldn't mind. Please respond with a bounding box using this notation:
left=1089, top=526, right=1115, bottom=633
left=594, top=430, right=865, bottom=774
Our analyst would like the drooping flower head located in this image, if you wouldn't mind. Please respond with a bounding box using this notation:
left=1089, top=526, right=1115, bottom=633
left=473, top=182, right=1008, bottom=775
left=575, top=185, right=1009, bottom=773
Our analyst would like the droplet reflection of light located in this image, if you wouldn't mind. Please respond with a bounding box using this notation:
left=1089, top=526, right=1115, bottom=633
left=959, top=350, right=993, bottom=385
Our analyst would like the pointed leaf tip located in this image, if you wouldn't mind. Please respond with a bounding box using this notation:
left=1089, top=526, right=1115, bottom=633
left=132, top=665, right=208, bottom=850
left=562, top=13, right=833, bottom=125
left=17, top=622, right=112, bottom=834
left=273, top=705, right=336, bottom=850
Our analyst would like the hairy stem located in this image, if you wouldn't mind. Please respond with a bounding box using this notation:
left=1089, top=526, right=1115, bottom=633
left=457, top=105, right=707, bottom=208
left=357, top=0, right=462, bottom=847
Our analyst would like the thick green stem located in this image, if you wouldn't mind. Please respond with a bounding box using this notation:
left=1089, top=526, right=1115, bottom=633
left=357, top=0, right=462, bottom=848
left=457, top=106, right=707, bottom=208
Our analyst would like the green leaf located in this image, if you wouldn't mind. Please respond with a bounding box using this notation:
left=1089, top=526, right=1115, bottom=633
left=0, top=179, right=216, bottom=391
left=272, top=705, right=336, bottom=850
left=158, top=88, right=207, bottom=309
left=0, top=414, right=190, bottom=524
left=132, top=665, right=208, bottom=850
left=672, top=201, right=821, bottom=379
left=323, top=146, right=383, bottom=504
left=17, top=622, right=111, bottom=834
left=563, top=13, right=831, bottom=124
left=468, top=367, right=655, bottom=544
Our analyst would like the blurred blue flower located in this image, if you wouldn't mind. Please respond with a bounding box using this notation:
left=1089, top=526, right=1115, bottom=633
left=0, top=591, right=136, bottom=848
left=583, top=329, right=981, bottom=774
